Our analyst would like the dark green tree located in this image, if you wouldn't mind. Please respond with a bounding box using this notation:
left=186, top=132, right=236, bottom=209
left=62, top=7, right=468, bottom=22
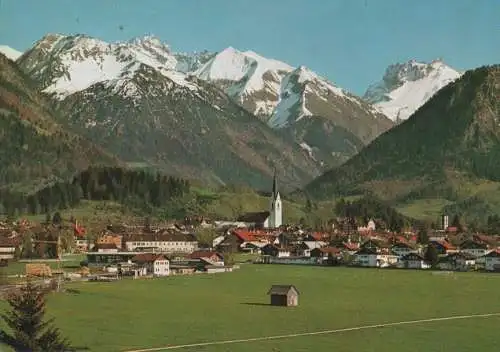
left=0, top=282, right=77, bottom=351
left=305, top=197, right=313, bottom=213
left=425, top=244, right=439, bottom=268
left=44, top=213, right=51, bottom=225
left=417, top=228, right=429, bottom=245
left=451, top=214, right=463, bottom=231
left=195, top=228, right=218, bottom=249
left=52, top=212, right=63, bottom=226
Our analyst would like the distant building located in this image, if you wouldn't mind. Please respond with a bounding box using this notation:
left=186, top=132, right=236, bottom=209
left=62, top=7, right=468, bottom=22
left=132, top=253, right=170, bottom=277
left=484, top=250, right=500, bottom=272
left=93, top=243, right=119, bottom=253
left=442, top=215, right=449, bottom=231
left=267, top=285, right=299, bottom=307
left=124, top=232, right=198, bottom=253
left=267, top=170, right=282, bottom=229
left=235, top=170, right=282, bottom=229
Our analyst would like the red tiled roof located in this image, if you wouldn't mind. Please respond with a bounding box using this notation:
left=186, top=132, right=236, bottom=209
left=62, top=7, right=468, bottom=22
left=318, top=247, right=342, bottom=254
left=310, top=232, right=329, bottom=241
left=94, top=243, right=118, bottom=250
left=232, top=229, right=273, bottom=242
left=132, top=253, right=167, bottom=263
left=343, top=242, right=359, bottom=250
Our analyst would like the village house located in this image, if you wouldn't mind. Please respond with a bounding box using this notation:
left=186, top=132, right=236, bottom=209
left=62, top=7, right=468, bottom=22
left=187, top=250, right=225, bottom=266
left=96, top=234, right=123, bottom=250
left=260, top=244, right=291, bottom=258
left=391, top=241, right=419, bottom=257
left=275, top=232, right=300, bottom=248
left=438, top=252, right=476, bottom=271
left=93, top=243, right=119, bottom=253
left=74, top=238, right=90, bottom=252
left=294, top=240, right=327, bottom=257
left=483, top=250, right=500, bottom=272
left=338, top=241, right=360, bottom=254
left=131, top=253, right=170, bottom=277
left=398, top=253, right=430, bottom=269
left=124, top=232, right=198, bottom=253
left=353, top=247, right=398, bottom=268
left=357, top=219, right=376, bottom=233
left=219, top=229, right=271, bottom=253
left=460, top=239, right=491, bottom=258
left=310, top=247, right=343, bottom=262
left=0, top=238, right=17, bottom=260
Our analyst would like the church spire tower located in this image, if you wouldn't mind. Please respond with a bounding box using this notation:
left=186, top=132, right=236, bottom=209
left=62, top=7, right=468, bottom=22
left=268, top=168, right=282, bottom=228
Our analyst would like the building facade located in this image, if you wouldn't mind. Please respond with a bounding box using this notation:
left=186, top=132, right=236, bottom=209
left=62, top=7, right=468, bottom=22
left=267, top=170, right=282, bottom=228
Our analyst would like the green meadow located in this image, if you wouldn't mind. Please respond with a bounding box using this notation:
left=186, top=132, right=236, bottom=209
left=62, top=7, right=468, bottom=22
left=2, top=264, right=500, bottom=351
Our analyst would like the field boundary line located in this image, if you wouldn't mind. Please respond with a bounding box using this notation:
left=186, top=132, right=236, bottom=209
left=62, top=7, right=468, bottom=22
left=124, top=312, right=500, bottom=352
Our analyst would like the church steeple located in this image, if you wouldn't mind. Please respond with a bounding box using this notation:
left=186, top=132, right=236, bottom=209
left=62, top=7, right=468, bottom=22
left=272, top=168, right=278, bottom=199
left=267, top=168, right=282, bottom=229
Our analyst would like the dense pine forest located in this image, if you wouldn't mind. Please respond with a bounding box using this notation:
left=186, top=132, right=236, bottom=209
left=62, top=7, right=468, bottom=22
left=0, top=167, right=190, bottom=217
left=334, top=196, right=419, bottom=232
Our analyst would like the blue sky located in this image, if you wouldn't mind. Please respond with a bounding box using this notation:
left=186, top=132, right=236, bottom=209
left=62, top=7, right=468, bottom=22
left=0, top=0, right=498, bottom=95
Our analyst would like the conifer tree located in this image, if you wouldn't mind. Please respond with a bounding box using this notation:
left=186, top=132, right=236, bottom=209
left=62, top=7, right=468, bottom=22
left=0, top=282, right=76, bottom=351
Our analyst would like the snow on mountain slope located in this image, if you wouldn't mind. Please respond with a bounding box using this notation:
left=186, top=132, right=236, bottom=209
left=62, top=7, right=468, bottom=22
left=194, top=47, right=294, bottom=116
left=17, top=32, right=393, bottom=172
left=18, top=34, right=199, bottom=100
left=195, top=47, right=293, bottom=91
left=192, top=46, right=393, bottom=166
left=0, top=45, right=22, bottom=61
left=194, top=47, right=376, bottom=129
left=364, top=59, right=462, bottom=121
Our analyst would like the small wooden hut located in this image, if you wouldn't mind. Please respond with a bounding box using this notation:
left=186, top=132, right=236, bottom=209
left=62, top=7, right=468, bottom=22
left=267, top=285, right=299, bottom=307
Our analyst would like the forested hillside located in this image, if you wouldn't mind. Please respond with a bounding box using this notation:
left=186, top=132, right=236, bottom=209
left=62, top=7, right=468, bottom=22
left=0, top=53, right=120, bottom=193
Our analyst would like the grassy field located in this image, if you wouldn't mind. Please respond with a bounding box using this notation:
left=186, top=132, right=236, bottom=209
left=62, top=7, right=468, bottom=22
left=396, top=198, right=452, bottom=221
left=2, top=265, right=500, bottom=351
left=1, top=254, right=86, bottom=276
left=22, top=200, right=142, bottom=229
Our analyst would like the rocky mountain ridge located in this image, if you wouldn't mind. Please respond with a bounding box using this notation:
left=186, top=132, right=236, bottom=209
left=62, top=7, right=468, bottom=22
left=16, top=34, right=326, bottom=191
left=364, top=59, right=462, bottom=122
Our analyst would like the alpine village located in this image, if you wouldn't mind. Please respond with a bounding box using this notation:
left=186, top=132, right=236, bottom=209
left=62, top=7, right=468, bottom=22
left=0, top=21, right=499, bottom=352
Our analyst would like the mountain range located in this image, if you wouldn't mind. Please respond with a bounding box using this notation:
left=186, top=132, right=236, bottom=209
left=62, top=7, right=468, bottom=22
left=0, top=34, right=466, bottom=195
left=11, top=34, right=322, bottom=191
left=305, top=65, right=500, bottom=225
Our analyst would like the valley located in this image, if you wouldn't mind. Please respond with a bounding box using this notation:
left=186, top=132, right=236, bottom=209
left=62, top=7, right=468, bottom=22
left=0, top=2, right=499, bottom=352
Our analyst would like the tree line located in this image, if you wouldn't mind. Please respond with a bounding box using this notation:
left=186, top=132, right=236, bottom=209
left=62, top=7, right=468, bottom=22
left=334, top=196, right=417, bottom=232
left=0, top=166, right=191, bottom=216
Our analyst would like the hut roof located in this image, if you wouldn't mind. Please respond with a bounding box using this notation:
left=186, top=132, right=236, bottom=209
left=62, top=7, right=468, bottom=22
left=267, top=285, right=299, bottom=296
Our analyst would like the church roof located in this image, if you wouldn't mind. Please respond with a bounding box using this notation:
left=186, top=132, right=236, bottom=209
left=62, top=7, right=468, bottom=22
left=236, top=211, right=270, bottom=224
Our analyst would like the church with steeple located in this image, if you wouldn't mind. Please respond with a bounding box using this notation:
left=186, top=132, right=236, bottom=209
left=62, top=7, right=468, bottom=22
left=234, top=170, right=283, bottom=229
left=267, top=170, right=282, bottom=228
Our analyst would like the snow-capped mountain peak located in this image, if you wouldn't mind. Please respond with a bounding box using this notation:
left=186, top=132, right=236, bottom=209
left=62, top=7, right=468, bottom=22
left=195, top=46, right=293, bottom=88
left=19, top=34, right=201, bottom=100
left=0, top=45, right=23, bottom=61
left=364, top=59, right=462, bottom=121
left=130, top=35, right=164, bottom=48
left=193, top=46, right=296, bottom=116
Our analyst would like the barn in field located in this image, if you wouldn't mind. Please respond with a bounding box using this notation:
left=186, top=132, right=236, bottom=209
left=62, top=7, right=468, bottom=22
left=267, top=285, right=299, bottom=307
